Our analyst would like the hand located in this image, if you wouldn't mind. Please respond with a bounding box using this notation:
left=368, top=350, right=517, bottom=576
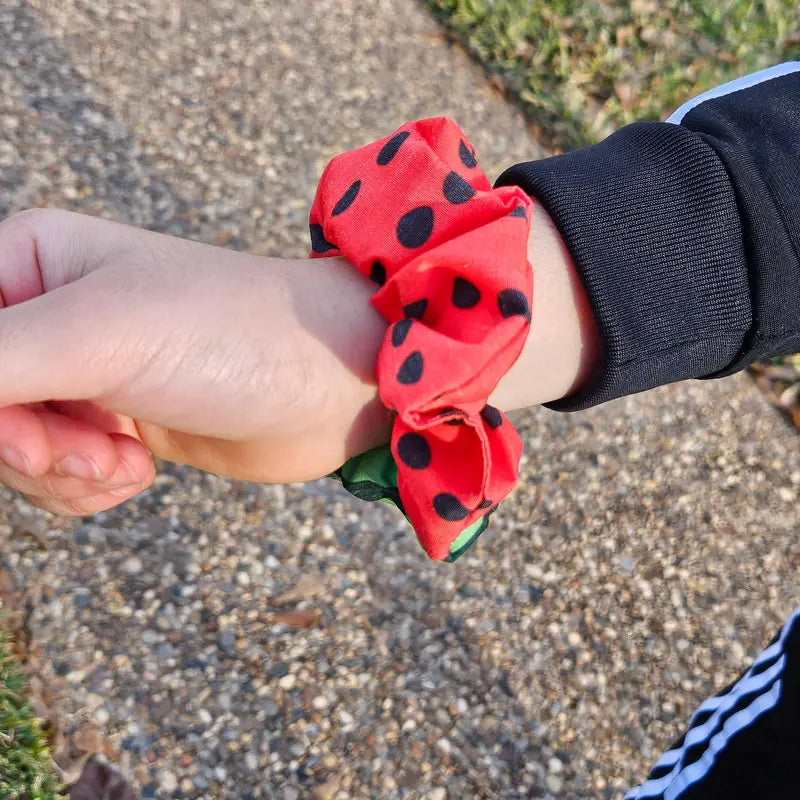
left=0, top=203, right=598, bottom=517
left=0, top=209, right=393, bottom=515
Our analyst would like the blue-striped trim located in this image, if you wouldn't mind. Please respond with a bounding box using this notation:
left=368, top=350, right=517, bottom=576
left=667, top=62, right=800, bottom=125
left=625, top=606, right=800, bottom=800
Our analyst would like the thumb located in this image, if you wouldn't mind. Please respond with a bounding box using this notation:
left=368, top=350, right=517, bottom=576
left=0, top=208, right=118, bottom=301
left=0, top=273, right=130, bottom=406
left=0, top=209, right=139, bottom=405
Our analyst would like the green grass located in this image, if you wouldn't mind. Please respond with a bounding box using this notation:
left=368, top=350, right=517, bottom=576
left=0, top=634, right=63, bottom=800
left=423, top=0, right=800, bottom=150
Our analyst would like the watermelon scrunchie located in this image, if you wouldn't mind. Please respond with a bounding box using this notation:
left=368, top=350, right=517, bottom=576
left=309, top=118, right=534, bottom=561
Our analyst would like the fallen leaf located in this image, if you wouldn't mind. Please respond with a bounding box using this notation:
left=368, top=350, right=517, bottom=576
left=104, top=739, right=122, bottom=763
left=270, top=608, right=321, bottom=628
left=764, top=365, right=800, bottom=382
left=73, top=724, right=105, bottom=755
left=414, top=31, right=446, bottom=46
left=53, top=752, right=93, bottom=788
left=271, top=573, right=325, bottom=605
left=779, top=383, right=800, bottom=408
left=68, top=757, right=136, bottom=800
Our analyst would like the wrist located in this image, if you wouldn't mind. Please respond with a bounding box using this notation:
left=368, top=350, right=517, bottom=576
left=295, top=256, right=393, bottom=462
left=335, top=202, right=601, bottom=462
left=489, top=201, right=600, bottom=411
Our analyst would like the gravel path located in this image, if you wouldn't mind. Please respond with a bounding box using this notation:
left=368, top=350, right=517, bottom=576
left=1, top=1, right=799, bottom=798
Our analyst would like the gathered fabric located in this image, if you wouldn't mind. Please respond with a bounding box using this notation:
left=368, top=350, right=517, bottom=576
left=310, top=117, right=533, bottom=561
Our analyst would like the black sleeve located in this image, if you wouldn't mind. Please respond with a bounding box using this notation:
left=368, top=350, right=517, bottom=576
left=494, top=63, right=800, bottom=412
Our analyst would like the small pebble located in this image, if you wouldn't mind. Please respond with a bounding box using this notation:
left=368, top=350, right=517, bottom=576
left=546, top=774, right=563, bottom=794
left=236, top=571, right=251, bottom=586
left=159, top=771, right=178, bottom=793
left=263, top=699, right=280, bottom=718
left=122, top=556, right=142, bottom=575
left=142, top=630, right=159, bottom=645
left=279, top=674, right=297, bottom=691
left=619, top=556, right=635, bottom=573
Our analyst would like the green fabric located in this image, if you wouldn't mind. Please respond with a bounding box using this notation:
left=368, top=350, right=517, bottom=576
left=328, top=444, right=490, bottom=560
left=339, top=444, right=398, bottom=487
left=444, top=514, right=489, bottom=562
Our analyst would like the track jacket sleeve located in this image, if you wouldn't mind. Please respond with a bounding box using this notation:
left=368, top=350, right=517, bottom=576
left=495, top=62, right=800, bottom=411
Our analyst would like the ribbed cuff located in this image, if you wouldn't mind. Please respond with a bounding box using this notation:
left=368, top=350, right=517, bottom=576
left=495, top=121, right=752, bottom=412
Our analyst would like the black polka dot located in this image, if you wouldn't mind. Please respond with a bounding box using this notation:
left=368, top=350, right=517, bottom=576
left=391, top=318, right=412, bottom=347
left=480, top=404, right=503, bottom=429
left=397, top=351, right=424, bottom=384
left=397, top=206, right=434, bottom=248
left=443, top=171, right=476, bottom=204
left=377, top=131, right=411, bottom=165
left=509, top=205, right=527, bottom=219
left=370, top=261, right=387, bottom=286
left=397, top=432, right=431, bottom=469
left=497, top=289, right=531, bottom=321
left=332, top=180, right=361, bottom=216
left=459, top=139, right=477, bottom=168
left=452, top=277, right=481, bottom=308
left=433, top=493, right=470, bottom=521
left=309, top=223, right=336, bottom=253
left=478, top=499, right=493, bottom=509
left=403, top=298, right=428, bottom=320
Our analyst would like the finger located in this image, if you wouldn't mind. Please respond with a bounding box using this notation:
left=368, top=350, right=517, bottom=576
left=106, top=431, right=155, bottom=487
left=0, top=271, right=127, bottom=407
left=0, top=405, right=49, bottom=475
left=38, top=407, right=155, bottom=486
left=0, top=432, right=154, bottom=500
left=0, top=210, right=153, bottom=408
left=20, top=482, right=143, bottom=517
left=0, top=208, right=125, bottom=304
left=33, top=406, right=121, bottom=481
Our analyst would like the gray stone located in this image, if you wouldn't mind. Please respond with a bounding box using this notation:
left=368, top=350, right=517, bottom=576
left=121, top=556, right=143, bottom=575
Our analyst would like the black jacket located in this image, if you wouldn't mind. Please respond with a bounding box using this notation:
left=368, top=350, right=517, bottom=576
left=495, top=62, right=800, bottom=411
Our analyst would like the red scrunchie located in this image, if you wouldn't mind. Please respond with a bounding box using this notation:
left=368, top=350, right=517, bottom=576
left=310, top=118, right=533, bottom=560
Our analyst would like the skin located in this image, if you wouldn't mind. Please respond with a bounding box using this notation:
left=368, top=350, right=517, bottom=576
left=0, top=204, right=599, bottom=516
